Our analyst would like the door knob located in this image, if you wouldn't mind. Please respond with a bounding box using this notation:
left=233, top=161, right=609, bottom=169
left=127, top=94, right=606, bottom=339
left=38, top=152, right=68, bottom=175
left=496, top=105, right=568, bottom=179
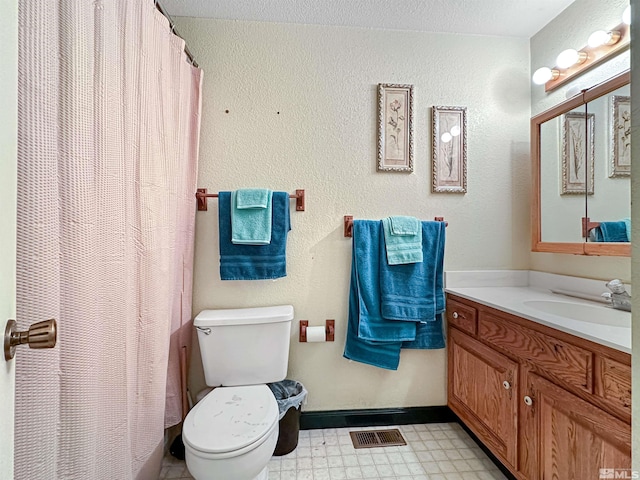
left=4, top=319, right=57, bottom=361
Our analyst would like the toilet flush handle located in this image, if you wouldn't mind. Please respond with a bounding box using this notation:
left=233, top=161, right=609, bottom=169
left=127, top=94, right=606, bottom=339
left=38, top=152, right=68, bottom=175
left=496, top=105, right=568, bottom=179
left=196, top=326, right=211, bottom=335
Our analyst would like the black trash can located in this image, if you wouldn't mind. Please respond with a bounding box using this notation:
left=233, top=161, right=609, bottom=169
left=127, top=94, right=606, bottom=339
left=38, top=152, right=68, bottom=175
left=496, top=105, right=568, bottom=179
left=267, top=380, right=308, bottom=456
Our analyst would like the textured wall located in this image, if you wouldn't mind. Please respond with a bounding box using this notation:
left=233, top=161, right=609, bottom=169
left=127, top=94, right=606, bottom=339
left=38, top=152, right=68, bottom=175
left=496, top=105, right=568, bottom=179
left=176, top=17, right=530, bottom=410
left=530, top=0, right=631, bottom=282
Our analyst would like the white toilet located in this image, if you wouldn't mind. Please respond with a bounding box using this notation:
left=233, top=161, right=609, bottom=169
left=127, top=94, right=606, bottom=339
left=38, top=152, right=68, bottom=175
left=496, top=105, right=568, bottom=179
left=182, top=305, right=294, bottom=480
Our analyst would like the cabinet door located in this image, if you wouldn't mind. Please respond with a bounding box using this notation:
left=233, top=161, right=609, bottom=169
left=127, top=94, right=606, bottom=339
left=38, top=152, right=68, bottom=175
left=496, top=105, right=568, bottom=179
left=529, top=373, right=631, bottom=480
left=448, top=327, right=518, bottom=469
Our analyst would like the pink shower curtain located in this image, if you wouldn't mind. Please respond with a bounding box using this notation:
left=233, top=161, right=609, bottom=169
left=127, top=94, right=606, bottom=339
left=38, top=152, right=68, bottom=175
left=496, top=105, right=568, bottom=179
left=16, top=1, right=202, bottom=478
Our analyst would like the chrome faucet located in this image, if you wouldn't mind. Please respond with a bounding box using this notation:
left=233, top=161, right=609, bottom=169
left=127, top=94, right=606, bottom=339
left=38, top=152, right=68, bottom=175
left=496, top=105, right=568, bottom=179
left=602, top=279, right=632, bottom=312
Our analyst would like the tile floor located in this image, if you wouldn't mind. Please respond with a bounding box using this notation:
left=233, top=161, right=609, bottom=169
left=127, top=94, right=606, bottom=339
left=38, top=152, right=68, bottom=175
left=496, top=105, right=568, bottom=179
left=159, top=422, right=509, bottom=480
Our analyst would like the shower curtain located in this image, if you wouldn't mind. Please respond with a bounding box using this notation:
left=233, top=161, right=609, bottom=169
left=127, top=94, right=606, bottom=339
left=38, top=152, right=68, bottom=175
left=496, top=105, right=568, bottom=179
left=15, top=1, right=202, bottom=478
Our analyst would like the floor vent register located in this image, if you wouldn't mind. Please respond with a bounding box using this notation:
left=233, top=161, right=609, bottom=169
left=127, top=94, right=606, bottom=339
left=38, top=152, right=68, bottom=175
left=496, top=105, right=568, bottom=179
left=349, top=429, right=407, bottom=449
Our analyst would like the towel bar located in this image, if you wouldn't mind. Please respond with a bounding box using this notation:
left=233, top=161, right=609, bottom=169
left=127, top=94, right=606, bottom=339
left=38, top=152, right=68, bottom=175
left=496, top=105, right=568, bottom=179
left=343, top=215, right=448, bottom=237
left=581, top=217, right=600, bottom=237
left=196, top=188, right=305, bottom=212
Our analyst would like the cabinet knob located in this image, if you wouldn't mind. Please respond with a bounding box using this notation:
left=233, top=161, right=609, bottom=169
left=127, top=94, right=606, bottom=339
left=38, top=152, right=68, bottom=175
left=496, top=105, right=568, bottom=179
left=503, top=381, right=511, bottom=390
left=452, top=312, right=459, bottom=319
left=523, top=396, right=533, bottom=406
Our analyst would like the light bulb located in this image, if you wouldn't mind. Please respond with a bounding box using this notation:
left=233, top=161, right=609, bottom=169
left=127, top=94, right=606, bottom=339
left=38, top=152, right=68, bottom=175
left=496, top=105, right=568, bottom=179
left=450, top=126, right=461, bottom=137
left=441, top=132, right=452, bottom=143
left=532, top=67, right=558, bottom=85
left=623, top=5, right=631, bottom=25
left=588, top=30, right=620, bottom=48
left=556, top=49, right=587, bottom=69
left=588, top=30, right=610, bottom=48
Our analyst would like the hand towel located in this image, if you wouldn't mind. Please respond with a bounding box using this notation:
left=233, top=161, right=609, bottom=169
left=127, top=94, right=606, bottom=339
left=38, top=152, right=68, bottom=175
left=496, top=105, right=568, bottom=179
left=231, top=189, right=273, bottom=245
left=591, top=221, right=628, bottom=242
left=389, top=215, right=420, bottom=235
left=382, top=216, right=423, bottom=265
left=236, top=188, right=271, bottom=209
left=218, top=191, right=290, bottom=280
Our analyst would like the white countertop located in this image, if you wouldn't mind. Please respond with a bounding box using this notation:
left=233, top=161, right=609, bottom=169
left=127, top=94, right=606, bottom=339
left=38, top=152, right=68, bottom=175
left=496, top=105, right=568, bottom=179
left=445, top=271, right=631, bottom=354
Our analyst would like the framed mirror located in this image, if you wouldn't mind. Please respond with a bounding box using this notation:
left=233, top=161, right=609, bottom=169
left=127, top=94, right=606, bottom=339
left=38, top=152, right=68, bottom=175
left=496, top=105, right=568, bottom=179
left=531, top=70, right=630, bottom=256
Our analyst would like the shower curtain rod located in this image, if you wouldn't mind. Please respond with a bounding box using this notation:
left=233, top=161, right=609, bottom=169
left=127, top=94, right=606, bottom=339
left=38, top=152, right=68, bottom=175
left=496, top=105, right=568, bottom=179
left=154, top=0, right=199, bottom=68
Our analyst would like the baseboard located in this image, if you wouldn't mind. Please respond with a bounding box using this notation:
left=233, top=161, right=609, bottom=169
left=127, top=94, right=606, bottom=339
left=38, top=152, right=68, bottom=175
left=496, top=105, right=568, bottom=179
left=300, top=406, right=515, bottom=480
left=299, top=406, right=456, bottom=430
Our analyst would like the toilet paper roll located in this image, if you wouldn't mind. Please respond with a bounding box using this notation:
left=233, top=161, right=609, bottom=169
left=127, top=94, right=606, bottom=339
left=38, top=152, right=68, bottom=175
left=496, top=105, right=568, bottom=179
left=306, top=326, right=326, bottom=342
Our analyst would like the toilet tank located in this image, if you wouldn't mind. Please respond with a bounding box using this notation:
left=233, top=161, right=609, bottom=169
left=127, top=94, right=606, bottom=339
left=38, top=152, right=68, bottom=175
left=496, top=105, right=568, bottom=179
left=194, top=305, right=294, bottom=387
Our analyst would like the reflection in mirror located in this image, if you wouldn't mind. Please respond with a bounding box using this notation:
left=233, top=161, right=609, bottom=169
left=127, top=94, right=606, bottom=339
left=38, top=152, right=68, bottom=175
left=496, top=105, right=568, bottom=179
left=584, top=83, right=631, bottom=243
left=532, top=70, right=630, bottom=256
left=540, top=104, right=588, bottom=243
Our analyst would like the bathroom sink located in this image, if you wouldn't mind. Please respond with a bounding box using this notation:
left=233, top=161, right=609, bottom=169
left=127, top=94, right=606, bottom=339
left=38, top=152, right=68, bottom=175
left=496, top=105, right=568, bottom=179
left=523, top=300, right=630, bottom=327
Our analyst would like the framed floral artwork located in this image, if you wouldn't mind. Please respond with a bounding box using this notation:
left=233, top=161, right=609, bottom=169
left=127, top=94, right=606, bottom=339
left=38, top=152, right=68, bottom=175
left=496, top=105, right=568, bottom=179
left=432, top=106, right=467, bottom=193
left=610, top=95, right=630, bottom=177
left=377, top=83, right=414, bottom=172
left=562, top=111, right=595, bottom=195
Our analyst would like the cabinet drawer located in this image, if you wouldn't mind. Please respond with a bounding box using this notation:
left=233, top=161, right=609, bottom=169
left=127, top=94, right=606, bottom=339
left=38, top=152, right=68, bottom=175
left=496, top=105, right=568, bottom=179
left=598, top=357, right=631, bottom=415
left=479, top=313, right=593, bottom=393
left=447, top=299, right=477, bottom=335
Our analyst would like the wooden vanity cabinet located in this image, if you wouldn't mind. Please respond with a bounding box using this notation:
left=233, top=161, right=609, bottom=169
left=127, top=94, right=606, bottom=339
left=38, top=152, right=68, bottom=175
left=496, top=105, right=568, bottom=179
left=446, top=294, right=631, bottom=480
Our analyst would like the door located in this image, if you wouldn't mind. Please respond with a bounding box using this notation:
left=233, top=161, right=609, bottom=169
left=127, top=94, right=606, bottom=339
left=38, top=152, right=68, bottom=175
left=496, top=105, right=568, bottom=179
left=0, top=0, right=18, bottom=476
left=448, top=327, right=519, bottom=469
left=529, top=373, right=631, bottom=480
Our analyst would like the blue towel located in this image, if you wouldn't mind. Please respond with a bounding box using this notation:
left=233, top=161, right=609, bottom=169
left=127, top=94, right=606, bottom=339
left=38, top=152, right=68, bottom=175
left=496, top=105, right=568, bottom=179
left=402, top=222, right=446, bottom=349
left=218, top=191, right=290, bottom=280
left=402, top=314, right=446, bottom=350
left=343, top=241, right=404, bottom=370
left=591, top=221, right=628, bottom=242
left=380, top=221, right=445, bottom=323
left=343, top=220, right=446, bottom=370
left=382, top=216, right=423, bottom=265
left=352, top=221, right=417, bottom=343
left=231, top=189, right=273, bottom=245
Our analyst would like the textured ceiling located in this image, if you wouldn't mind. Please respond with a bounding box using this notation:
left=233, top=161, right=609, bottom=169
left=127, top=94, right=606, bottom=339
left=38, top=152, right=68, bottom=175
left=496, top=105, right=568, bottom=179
left=161, top=0, right=576, bottom=38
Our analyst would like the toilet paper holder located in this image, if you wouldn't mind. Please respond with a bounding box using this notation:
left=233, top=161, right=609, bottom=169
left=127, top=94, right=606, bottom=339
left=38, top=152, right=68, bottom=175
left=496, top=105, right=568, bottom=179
left=299, top=320, right=335, bottom=342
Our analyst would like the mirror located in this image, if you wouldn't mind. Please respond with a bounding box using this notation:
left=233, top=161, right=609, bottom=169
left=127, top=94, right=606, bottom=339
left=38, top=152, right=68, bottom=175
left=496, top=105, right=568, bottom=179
left=532, top=70, right=630, bottom=256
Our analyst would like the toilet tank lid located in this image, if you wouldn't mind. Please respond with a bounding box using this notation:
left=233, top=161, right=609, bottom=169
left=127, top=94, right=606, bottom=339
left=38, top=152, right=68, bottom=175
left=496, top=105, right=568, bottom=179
left=194, top=305, right=294, bottom=327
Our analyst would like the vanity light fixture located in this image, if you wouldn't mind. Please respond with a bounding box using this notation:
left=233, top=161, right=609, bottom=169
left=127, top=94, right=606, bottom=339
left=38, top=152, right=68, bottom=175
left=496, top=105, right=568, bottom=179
left=532, top=5, right=630, bottom=92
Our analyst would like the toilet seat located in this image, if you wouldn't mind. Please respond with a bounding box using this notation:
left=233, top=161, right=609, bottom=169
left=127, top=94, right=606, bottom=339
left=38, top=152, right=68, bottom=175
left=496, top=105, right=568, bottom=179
left=182, top=384, right=278, bottom=456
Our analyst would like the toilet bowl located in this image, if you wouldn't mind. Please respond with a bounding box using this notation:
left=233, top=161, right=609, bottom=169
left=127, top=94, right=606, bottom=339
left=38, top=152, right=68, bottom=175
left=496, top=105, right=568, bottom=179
left=183, top=384, right=280, bottom=480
